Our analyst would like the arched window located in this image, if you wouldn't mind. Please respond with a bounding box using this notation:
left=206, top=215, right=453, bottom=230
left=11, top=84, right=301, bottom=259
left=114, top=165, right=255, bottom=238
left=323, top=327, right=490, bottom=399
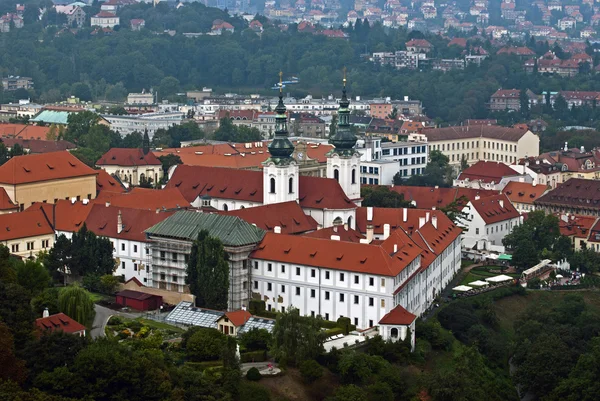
left=289, top=177, right=294, bottom=194
left=391, top=328, right=399, bottom=338
left=347, top=216, right=353, bottom=228
left=351, top=169, right=356, bottom=184
left=270, top=177, right=276, bottom=194
left=334, top=169, right=339, bottom=182
left=223, top=204, right=228, bottom=211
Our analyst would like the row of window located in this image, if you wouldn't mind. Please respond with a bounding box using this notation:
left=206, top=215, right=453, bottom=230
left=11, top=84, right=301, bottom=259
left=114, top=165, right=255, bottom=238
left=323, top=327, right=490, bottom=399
left=360, top=166, right=380, bottom=174
left=159, top=250, right=189, bottom=263
left=12, top=239, right=50, bottom=253
left=19, top=194, right=93, bottom=212
left=360, top=177, right=380, bottom=185
left=430, top=141, right=517, bottom=153
left=259, top=281, right=386, bottom=306
left=257, top=262, right=386, bottom=287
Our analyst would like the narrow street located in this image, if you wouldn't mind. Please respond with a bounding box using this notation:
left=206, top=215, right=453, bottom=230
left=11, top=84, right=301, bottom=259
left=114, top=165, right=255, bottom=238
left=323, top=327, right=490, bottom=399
left=90, top=304, right=139, bottom=339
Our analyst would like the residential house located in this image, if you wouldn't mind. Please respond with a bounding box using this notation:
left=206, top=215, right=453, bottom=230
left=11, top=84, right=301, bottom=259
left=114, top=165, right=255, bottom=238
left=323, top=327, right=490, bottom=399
left=36, top=312, right=86, bottom=337
left=217, top=310, right=252, bottom=336
left=405, top=39, right=433, bottom=53
left=502, top=181, right=549, bottom=213
left=2, top=76, right=33, bottom=91
left=558, top=213, right=596, bottom=251
left=91, top=12, right=120, bottom=28
left=453, top=161, right=530, bottom=191
left=130, top=19, right=145, bottom=31
left=0, top=151, right=97, bottom=211
left=0, top=209, right=54, bottom=257
left=96, top=146, right=163, bottom=187
left=488, top=89, right=535, bottom=112
left=65, top=6, right=86, bottom=27
left=211, top=19, right=234, bottom=34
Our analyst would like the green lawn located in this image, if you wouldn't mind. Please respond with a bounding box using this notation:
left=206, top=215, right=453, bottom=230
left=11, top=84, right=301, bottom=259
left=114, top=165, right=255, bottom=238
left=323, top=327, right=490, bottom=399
left=89, top=292, right=112, bottom=303
left=133, top=318, right=185, bottom=334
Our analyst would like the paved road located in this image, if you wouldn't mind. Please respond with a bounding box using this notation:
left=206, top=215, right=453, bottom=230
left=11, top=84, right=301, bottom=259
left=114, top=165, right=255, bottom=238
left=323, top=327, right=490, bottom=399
left=90, top=304, right=139, bottom=339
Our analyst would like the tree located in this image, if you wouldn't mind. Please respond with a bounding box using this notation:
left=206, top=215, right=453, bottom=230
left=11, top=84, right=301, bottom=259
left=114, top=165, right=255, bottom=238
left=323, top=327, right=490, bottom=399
left=330, top=385, right=367, bottom=401
left=329, top=114, right=337, bottom=138
left=15, top=259, right=51, bottom=296
left=387, top=107, right=398, bottom=120
left=361, top=186, right=412, bottom=208
left=185, top=230, right=229, bottom=310
left=0, top=281, right=35, bottom=349
left=520, top=89, right=530, bottom=117
left=246, top=367, right=262, bottom=381
left=64, top=111, right=100, bottom=143
left=69, top=224, right=115, bottom=278
left=271, top=307, right=325, bottom=367
left=239, top=328, right=272, bottom=351
left=186, top=328, right=226, bottom=361
left=45, top=234, right=72, bottom=284
left=299, top=359, right=323, bottom=383
left=72, top=82, right=92, bottom=101
left=57, top=285, right=95, bottom=326
left=31, top=287, right=61, bottom=316
left=0, top=322, right=27, bottom=385
left=122, top=131, right=144, bottom=148
left=403, top=150, right=454, bottom=187
left=440, top=195, right=470, bottom=225
left=460, top=154, right=469, bottom=171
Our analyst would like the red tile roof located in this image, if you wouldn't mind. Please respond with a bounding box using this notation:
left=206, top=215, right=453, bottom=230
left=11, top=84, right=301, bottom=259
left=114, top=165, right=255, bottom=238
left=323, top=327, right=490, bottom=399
left=458, top=161, right=518, bottom=184
left=0, top=151, right=97, bottom=185
left=558, top=214, right=596, bottom=239
left=406, top=39, right=432, bottom=48
left=96, top=148, right=161, bottom=167
left=96, top=170, right=126, bottom=194
left=0, top=209, right=53, bottom=241
left=502, top=181, right=548, bottom=205
left=0, top=124, right=51, bottom=140
left=535, top=178, right=600, bottom=212
left=96, top=187, right=190, bottom=210
left=470, top=194, right=520, bottom=224
left=115, top=290, right=160, bottom=301
left=378, top=304, right=416, bottom=325
left=223, top=310, right=252, bottom=326
left=94, top=11, right=116, bottom=17
left=84, top=204, right=174, bottom=242
left=1, top=138, right=75, bottom=154
left=386, top=185, right=496, bottom=209
left=250, top=232, right=421, bottom=277
left=220, top=201, right=318, bottom=234
left=27, top=200, right=93, bottom=233
left=36, top=313, right=86, bottom=335
left=302, top=225, right=365, bottom=242
left=168, top=165, right=356, bottom=210
left=423, top=125, right=531, bottom=142
left=0, top=187, right=17, bottom=211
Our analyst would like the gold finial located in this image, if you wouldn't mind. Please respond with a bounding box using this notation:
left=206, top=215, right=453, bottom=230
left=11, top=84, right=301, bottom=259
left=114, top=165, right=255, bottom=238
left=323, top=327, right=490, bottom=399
left=279, top=71, right=283, bottom=93
left=343, top=67, right=347, bottom=86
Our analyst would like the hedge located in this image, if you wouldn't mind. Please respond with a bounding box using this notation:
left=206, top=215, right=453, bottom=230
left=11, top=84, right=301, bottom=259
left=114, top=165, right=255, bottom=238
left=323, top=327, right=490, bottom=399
left=184, top=361, right=223, bottom=371
left=240, top=350, right=267, bottom=363
left=325, top=327, right=344, bottom=337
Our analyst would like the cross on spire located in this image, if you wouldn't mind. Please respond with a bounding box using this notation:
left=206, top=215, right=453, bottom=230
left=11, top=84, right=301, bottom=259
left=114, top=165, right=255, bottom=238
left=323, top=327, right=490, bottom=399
left=343, top=66, right=347, bottom=87
left=279, top=71, right=283, bottom=94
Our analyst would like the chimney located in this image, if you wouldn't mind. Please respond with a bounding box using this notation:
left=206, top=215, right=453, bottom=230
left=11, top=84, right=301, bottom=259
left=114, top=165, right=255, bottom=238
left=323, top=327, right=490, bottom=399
left=383, top=224, right=390, bottom=239
left=274, top=226, right=281, bottom=234
left=475, top=195, right=480, bottom=201
left=425, top=211, right=430, bottom=222
left=432, top=215, right=438, bottom=229
left=330, top=235, right=341, bottom=241
left=343, top=223, right=348, bottom=231
left=117, top=210, right=123, bottom=234
left=419, top=217, right=426, bottom=229
left=359, top=239, right=369, bottom=244
left=105, top=201, right=110, bottom=207
left=42, top=307, right=49, bottom=318
left=499, top=199, right=504, bottom=208
left=561, top=214, right=569, bottom=223
left=581, top=145, right=585, bottom=153
left=71, top=197, right=76, bottom=204
left=366, top=224, right=374, bottom=242
left=532, top=182, right=537, bottom=187
left=403, top=207, right=407, bottom=222
left=367, top=206, right=373, bottom=222
left=393, top=243, right=398, bottom=253
left=333, top=226, right=338, bottom=233
left=156, top=208, right=160, bottom=214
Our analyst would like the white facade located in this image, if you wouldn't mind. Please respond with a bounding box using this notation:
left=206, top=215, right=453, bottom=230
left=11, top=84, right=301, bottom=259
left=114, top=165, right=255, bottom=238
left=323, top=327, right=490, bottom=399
left=460, top=200, right=522, bottom=253
left=91, top=15, right=120, bottom=28
left=327, top=153, right=361, bottom=201
left=101, top=112, right=184, bottom=137
left=453, top=173, right=533, bottom=191
left=113, top=238, right=152, bottom=286
left=262, top=161, right=299, bottom=205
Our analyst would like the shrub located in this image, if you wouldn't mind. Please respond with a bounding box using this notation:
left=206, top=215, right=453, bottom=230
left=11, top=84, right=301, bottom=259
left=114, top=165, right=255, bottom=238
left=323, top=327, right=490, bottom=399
left=184, top=361, right=222, bottom=372
left=240, top=350, right=267, bottom=363
left=299, top=359, right=323, bottom=383
left=99, top=274, right=120, bottom=294
left=107, top=316, right=123, bottom=326
left=248, top=299, right=266, bottom=315
left=246, top=367, right=262, bottom=381
left=239, top=328, right=271, bottom=352
left=337, top=317, right=352, bottom=335
left=325, top=327, right=344, bottom=337
left=128, top=320, right=143, bottom=333
left=186, top=328, right=227, bottom=361
left=320, top=320, right=338, bottom=329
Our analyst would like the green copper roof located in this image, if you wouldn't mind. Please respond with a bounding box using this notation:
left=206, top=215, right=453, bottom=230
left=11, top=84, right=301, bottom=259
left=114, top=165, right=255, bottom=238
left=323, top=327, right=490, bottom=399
left=30, top=110, right=72, bottom=125
left=145, top=211, right=265, bottom=247
left=267, top=81, right=295, bottom=164
left=329, top=81, right=357, bottom=156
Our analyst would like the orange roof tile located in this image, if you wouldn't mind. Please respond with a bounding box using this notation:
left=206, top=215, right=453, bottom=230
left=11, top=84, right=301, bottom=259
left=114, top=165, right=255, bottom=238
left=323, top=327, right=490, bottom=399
left=96, top=170, right=126, bottom=194
left=36, top=313, right=86, bottom=335
left=502, top=181, right=549, bottom=205
left=0, top=187, right=17, bottom=211
left=458, top=161, right=519, bottom=183
left=250, top=232, right=420, bottom=277
left=0, top=151, right=97, bottom=185
left=96, top=148, right=161, bottom=167
left=378, top=304, right=416, bottom=325
left=96, top=187, right=190, bottom=211
left=223, top=310, right=252, bottom=326
left=386, top=185, right=496, bottom=209
left=16, top=125, right=51, bottom=140
left=302, top=225, right=365, bottom=242
left=0, top=209, right=53, bottom=241
left=27, top=200, right=93, bottom=233
left=220, top=201, right=318, bottom=234
left=559, top=214, right=596, bottom=239
left=470, top=194, right=520, bottom=224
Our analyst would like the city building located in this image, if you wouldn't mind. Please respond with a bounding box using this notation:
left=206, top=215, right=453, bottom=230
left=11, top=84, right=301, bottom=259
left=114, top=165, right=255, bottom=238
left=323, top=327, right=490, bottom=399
left=502, top=181, right=549, bottom=213
left=101, top=112, right=184, bottom=137
left=422, top=125, right=540, bottom=168
left=0, top=209, right=54, bottom=257
left=130, top=19, right=145, bottom=31
left=535, top=178, right=600, bottom=217
left=488, top=89, right=535, bottom=112
left=453, top=161, right=531, bottom=191
left=35, top=312, right=86, bottom=337
left=2, top=76, right=33, bottom=91
left=91, top=11, right=120, bottom=28
left=96, top=133, right=163, bottom=187
left=0, top=151, right=97, bottom=211
left=127, top=91, right=154, bottom=105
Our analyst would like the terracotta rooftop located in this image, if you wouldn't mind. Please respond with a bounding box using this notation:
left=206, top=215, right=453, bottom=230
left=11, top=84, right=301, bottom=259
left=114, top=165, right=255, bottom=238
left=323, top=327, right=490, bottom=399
left=0, top=209, right=53, bottom=241
left=535, top=178, right=600, bottom=211
left=27, top=200, right=93, bottom=233
left=469, top=194, right=520, bottom=224
left=115, top=290, right=161, bottom=301
left=96, top=170, right=126, bottom=194
left=0, top=187, right=17, bottom=211
left=1, top=138, right=75, bottom=154
left=302, top=225, right=365, bottom=242
left=0, top=124, right=50, bottom=140
left=378, top=304, right=416, bottom=325
left=0, top=151, right=97, bottom=185
left=220, top=201, right=318, bottom=234
left=35, top=313, right=86, bottom=335
left=96, top=148, right=161, bottom=167
left=386, top=185, right=496, bottom=209
left=458, top=161, right=520, bottom=183
left=423, top=125, right=530, bottom=142
left=250, top=232, right=421, bottom=277
left=96, top=187, right=191, bottom=210
left=558, top=214, right=596, bottom=239
left=502, top=181, right=549, bottom=205
left=222, top=310, right=252, bottom=326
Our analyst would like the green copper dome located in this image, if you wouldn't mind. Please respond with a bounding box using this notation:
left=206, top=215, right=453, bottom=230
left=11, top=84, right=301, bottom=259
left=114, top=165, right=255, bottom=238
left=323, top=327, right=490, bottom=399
left=329, top=76, right=357, bottom=156
left=267, top=77, right=295, bottom=164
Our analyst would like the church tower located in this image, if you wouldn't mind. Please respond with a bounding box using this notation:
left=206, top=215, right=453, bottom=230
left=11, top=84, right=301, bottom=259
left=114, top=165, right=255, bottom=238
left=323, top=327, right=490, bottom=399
left=263, top=72, right=299, bottom=205
left=327, top=70, right=361, bottom=203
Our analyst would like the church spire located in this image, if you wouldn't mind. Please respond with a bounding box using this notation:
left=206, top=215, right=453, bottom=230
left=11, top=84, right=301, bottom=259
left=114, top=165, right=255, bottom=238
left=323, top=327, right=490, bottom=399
left=267, top=71, right=295, bottom=164
left=142, top=127, right=150, bottom=155
left=329, top=68, right=357, bottom=156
